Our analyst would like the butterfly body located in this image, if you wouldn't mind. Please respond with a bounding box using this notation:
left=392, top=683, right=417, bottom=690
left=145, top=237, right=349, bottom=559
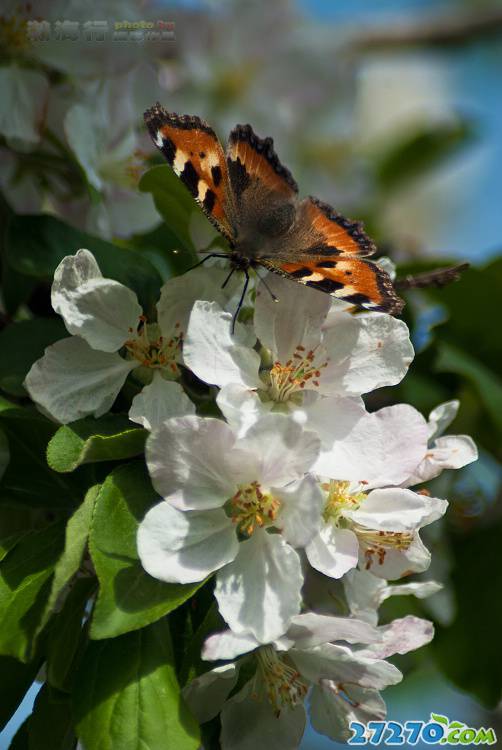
left=144, top=104, right=404, bottom=316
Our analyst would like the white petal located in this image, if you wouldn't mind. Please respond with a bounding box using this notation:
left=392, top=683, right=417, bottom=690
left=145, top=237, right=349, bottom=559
left=358, top=615, right=434, bottom=660
left=221, top=680, right=306, bottom=750
left=306, top=526, right=359, bottom=580
left=0, top=65, right=48, bottom=144
left=275, top=476, right=324, bottom=548
left=384, top=580, right=443, bottom=601
left=145, top=416, right=243, bottom=510
left=359, top=532, right=432, bottom=580
left=254, top=274, right=329, bottom=362
left=217, top=383, right=273, bottom=436
left=52, top=275, right=142, bottom=352
left=406, top=435, right=478, bottom=485
left=215, top=530, right=303, bottom=643
left=25, top=337, right=135, bottom=424
left=291, top=643, right=402, bottom=690
left=52, top=249, right=102, bottom=298
left=64, top=102, right=104, bottom=190
left=287, top=613, right=380, bottom=649
left=129, top=373, right=195, bottom=431
left=321, top=312, right=413, bottom=396
left=310, top=682, right=386, bottom=743
left=238, top=413, right=320, bottom=486
left=184, top=301, right=261, bottom=389
left=183, top=664, right=239, bottom=724
left=427, top=399, right=459, bottom=440
left=342, top=569, right=388, bottom=625
left=202, top=630, right=260, bottom=662
left=157, top=265, right=236, bottom=340
left=137, top=503, right=238, bottom=584
left=348, top=488, right=441, bottom=532
left=313, top=403, right=428, bottom=486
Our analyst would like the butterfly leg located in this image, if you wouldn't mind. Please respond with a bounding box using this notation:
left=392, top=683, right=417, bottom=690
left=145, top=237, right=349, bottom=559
left=231, top=269, right=250, bottom=334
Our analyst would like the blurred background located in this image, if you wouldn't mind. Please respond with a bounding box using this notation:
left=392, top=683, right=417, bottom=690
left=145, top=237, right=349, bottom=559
left=1, top=0, right=501, bottom=747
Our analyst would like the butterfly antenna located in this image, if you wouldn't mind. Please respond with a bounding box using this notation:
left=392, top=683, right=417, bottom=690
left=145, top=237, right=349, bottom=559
left=231, top=270, right=250, bottom=334
left=254, top=269, right=279, bottom=302
left=186, top=252, right=230, bottom=272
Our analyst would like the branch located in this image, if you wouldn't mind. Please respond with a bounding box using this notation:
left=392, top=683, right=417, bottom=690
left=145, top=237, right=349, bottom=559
left=394, top=262, right=470, bottom=291
left=350, top=10, right=502, bottom=51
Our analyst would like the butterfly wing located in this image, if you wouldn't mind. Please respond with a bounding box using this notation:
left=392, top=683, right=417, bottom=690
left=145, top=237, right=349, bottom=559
left=144, top=104, right=235, bottom=243
left=261, top=196, right=404, bottom=315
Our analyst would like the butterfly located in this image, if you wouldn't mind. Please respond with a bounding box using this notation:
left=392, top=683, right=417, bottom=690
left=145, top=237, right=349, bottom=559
left=144, top=103, right=404, bottom=324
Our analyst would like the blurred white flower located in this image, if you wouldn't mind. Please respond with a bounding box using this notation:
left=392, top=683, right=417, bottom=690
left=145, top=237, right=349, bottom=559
left=184, top=610, right=432, bottom=747
left=0, top=64, right=49, bottom=146
left=138, top=413, right=323, bottom=642
left=24, top=250, right=226, bottom=429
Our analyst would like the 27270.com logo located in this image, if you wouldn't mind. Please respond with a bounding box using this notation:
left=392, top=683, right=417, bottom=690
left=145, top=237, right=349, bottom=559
left=348, top=713, right=497, bottom=745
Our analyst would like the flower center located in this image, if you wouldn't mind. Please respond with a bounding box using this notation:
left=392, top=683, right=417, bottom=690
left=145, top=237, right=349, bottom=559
left=322, top=480, right=365, bottom=524
left=357, top=527, right=414, bottom=569
left=266, top=344, right=328, bottom=403
left=229, top=481, right=280, bottom=537
left=125, top=317, right=182, bottom=376
left=253, top=646, right=308, bottom=716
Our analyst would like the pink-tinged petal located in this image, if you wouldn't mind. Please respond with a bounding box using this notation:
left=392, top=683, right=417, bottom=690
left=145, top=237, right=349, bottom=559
left=310, top=682, right=386, bottom=743
left=406, top=435, right=477, bottom=485
left=358, top=615, right=434, bottom=660
left=287, top=612, right=380, bottom=648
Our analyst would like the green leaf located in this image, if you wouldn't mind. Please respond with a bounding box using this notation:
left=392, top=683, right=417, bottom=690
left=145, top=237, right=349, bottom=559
left=28, top=684, right=76, bottom=750
left=375, top=119, right=474, bottom=190
left=47, top=415, right=147, bottom=473
left=435, top=342, right=502, bottom=434
left=89, top=463, right=204, bottom=639
left=46, top=577, right=96, bottom=692
left=5, top=214, right=162, bottom=312
left=35, top=486, right=97, bottom=638
left=139, top=165, right=199, bottom=256
left=0, top=318, right=66, bottom=397
left=0, top=407, right=81, bottom=509
left=73, top=619, right=200, bottom=750
left=433, top=519, right=502, bottom=708
left=430, top=713, right=449, bottom=725
left=0, top=530, right=31, bottom=562
left=0, top=655, right=43, bottom=731
left=0, top=521, right=65, bottom=661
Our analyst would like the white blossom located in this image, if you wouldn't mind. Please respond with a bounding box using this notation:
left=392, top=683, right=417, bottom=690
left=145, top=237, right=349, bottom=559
left=184, top=611, right=432, bottom=748
left=24, top=250, right=227, bottom=429
left=184, top=275, right=414, bottom=436
left=138, top=413, right=323, bottom=642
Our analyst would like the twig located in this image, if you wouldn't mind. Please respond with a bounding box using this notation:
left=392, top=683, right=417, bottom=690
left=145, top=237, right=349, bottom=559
left=394, top=262, right=470, bottom=291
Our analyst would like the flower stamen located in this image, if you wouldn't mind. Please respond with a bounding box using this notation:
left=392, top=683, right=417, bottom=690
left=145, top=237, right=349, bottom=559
left=267, top=344, right=329, bottom=402
left=125, top=319, right=182, bottom=375
left=253, top=646, right=308, bottom=716
left=229, top=481, right=280, bottom=537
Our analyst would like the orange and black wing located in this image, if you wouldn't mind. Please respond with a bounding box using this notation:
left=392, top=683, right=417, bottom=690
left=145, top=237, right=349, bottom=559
left=263, top=196, right=404, bottom=315
left=144, top=103, right=235, bottom=243
left=226, top=123, right=298, bottom=204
